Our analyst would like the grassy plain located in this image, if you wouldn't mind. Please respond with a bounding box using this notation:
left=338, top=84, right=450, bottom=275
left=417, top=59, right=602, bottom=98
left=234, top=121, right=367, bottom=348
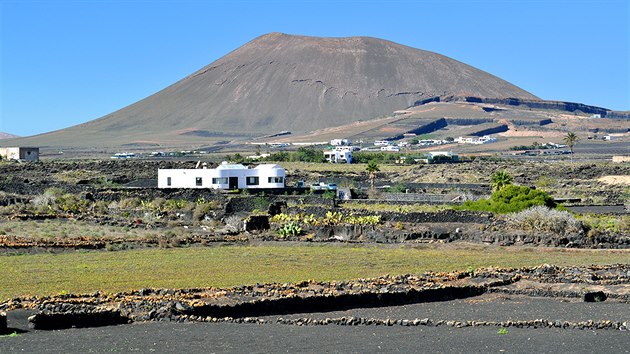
left=2, top=244, right=629, bottom=301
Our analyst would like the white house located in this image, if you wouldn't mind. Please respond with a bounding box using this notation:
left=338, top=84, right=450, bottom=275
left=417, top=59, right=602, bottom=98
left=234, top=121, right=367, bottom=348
left=374, top=140, right=389, bottom=146
left=455, top=135, right=497, bottom=145
left=0, top=147, right=39, bottom=161
left=330, top=138, right=350, bottom=146
left=427, top=151, right=459, bottom=163
left=381, top=145, right=400, bottom=152
left=158, top=162, right=285, bottom=190
left=324, top=149, right=353, bottom=163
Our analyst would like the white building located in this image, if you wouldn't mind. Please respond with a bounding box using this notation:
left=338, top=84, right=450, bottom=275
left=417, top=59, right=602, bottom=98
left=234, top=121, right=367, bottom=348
left=427, top=151, right=458, bottom=163
left=0, top=147, right=39, bottom=161
left=455, top=135, right=497, bottom=145
left=324, top=149, right=353, bottom=163
left=330, top=138, right=350, bottom=146
left=158, top=162, right=285, bottom=190
left=374, top=140, right=389, bottom=146
left=381, top=145, right=400, bottom=152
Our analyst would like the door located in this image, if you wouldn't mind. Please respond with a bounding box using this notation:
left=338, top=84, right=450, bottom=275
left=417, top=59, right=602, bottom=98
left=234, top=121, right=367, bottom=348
left=229, top=177, right=238, bottom=190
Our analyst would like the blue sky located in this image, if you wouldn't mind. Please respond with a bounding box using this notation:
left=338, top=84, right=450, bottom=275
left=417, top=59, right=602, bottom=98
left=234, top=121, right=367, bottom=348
left=1, top=0, right=628, bottom=137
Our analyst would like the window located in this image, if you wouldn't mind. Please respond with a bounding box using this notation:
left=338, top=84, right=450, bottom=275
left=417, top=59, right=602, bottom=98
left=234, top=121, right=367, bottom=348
left=246, top=176, right=259, bottom=186
left=195, top=177, right=203, bottom=186
left=212, top=177, right=228, bottom=184
left=167, top=177, right=172, bottom=186
left=268, top=176, right=283, bottom=184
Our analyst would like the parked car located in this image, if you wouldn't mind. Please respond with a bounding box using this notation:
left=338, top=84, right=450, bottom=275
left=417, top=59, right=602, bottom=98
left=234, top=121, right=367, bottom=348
left=311, top=182, right=337, bottom=191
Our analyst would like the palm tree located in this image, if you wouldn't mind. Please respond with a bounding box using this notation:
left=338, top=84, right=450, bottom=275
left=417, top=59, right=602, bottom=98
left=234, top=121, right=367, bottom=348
left=491, top=171, right=513, bottom=191
left=366, top=160, right=380, bottom=189
left=563, top=132, right=580, bottom=163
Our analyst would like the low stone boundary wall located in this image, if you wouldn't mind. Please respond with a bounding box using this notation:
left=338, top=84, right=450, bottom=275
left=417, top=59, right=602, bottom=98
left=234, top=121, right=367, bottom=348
left=227, top=195, right=335, bottom=214
left=465, top=231, right=630, bottom=249
left=0, top=311, right=6, bottom=331
left=184, top=316, right=629, bottom=331
left=184, top=285, right=487, bottom=319
left=28, top=308, right=129, bottom=330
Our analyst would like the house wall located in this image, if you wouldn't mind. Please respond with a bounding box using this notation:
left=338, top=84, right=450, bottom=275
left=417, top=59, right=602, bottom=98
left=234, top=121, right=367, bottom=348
left=158, top=165, right=285, bottom=189
left=0, top=147, right=39, bottom=161
left=324, top=150, right=352, bottom=163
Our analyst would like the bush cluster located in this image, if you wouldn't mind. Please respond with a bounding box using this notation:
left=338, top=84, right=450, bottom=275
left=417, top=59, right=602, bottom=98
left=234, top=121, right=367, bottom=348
left=505, top=206, right=582, bottom=235
left=458, top=185, right=555, bottom=214
left=579, top=214, right=630, bottom=235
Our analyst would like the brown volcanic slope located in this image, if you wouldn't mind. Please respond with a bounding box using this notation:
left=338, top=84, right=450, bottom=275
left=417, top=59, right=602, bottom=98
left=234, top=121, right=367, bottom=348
left=7, top=32, right=538, bottom=148
left=0, top=132, right=19, bottom=140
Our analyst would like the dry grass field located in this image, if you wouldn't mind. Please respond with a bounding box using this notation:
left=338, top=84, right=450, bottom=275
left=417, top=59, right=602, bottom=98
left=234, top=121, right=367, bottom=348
left=2, top=243, right=629, bottom=300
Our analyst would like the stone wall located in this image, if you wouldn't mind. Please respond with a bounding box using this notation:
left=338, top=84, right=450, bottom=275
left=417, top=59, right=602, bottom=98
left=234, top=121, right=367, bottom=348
left=28, top=306, right=129, bottom=330
left=226, top=195, right=336, bottom=214
left=0, top=311, right=6, bottom=332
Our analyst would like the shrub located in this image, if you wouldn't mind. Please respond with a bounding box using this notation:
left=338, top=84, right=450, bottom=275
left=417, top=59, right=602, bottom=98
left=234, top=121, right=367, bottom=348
left=387, top=183, right=406, bottom=193
left=31, top=189, right=60, bottom=214
left=459, top=185, right=555, bottom=214
left=165, top=199, right=193, bottom=211
left=56, top=193, right=89, bottom=214
left=278, top=222, right=302, bottom=238
left=92, top=201, right=110, bottom=215
left=322, top=190, right=336, bottom=200
left=119, top=197, right=142, bottom=209
left=253, top=196, right=271, bottom=211
left=619, top=216, right=630, bottom=234
left=505, top=206, right=582, bottom=235
left=579, top=214, right=629, bottom=234
left=193, top=202, right=219, bottom=221
left=149, top=197, right=167, bottom=212
left=224, top=215, right=242, bottom=231
left=291, top=147, right=324, bottom=163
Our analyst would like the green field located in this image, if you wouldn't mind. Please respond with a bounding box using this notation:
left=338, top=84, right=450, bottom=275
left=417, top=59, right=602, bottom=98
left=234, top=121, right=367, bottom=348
left=2, top=244, right=629, bottom=301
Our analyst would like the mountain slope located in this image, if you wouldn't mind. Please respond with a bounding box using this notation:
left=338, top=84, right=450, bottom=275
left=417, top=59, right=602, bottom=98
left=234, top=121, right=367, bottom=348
left=0, top=132, right=19, bottom=140
left=7, top=32, right=538, bottom=148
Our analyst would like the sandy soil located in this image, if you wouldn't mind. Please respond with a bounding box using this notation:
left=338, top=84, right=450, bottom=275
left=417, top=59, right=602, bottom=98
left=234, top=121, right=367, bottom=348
left=499, top=129, right=565, bottom=138
left=599, top=175, right=630, bottom=185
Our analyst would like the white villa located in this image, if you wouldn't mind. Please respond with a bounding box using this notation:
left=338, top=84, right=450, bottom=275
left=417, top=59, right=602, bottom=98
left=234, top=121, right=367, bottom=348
left=158, top=162, right=285, bottom=190
left=324, top=150, right=353, bottom=164
left=454, top=135, right=497, bottom=145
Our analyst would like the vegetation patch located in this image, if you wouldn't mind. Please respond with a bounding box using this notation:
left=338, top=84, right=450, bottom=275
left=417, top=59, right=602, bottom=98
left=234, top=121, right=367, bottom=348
left=458, top=185, right=555, bottom=214
left=2, top=244, right=629, bottom=300
left=504, top=206, right=583, bottom=235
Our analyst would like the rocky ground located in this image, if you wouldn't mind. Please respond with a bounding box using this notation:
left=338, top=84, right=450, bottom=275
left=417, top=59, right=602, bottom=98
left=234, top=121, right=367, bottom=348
left=0, top=158, right=628, bottom=254
left=1, top=159, right=629, bottom=350
left=1, top=159, right=629, bottom=202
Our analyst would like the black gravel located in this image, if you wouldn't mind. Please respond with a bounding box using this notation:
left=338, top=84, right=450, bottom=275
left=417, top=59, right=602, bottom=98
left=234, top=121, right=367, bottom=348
left=1, top=321, right=629, bottom=353
left=2, top=296, right=630, bottom=353
left=258, top=294, right=630, bottom=323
